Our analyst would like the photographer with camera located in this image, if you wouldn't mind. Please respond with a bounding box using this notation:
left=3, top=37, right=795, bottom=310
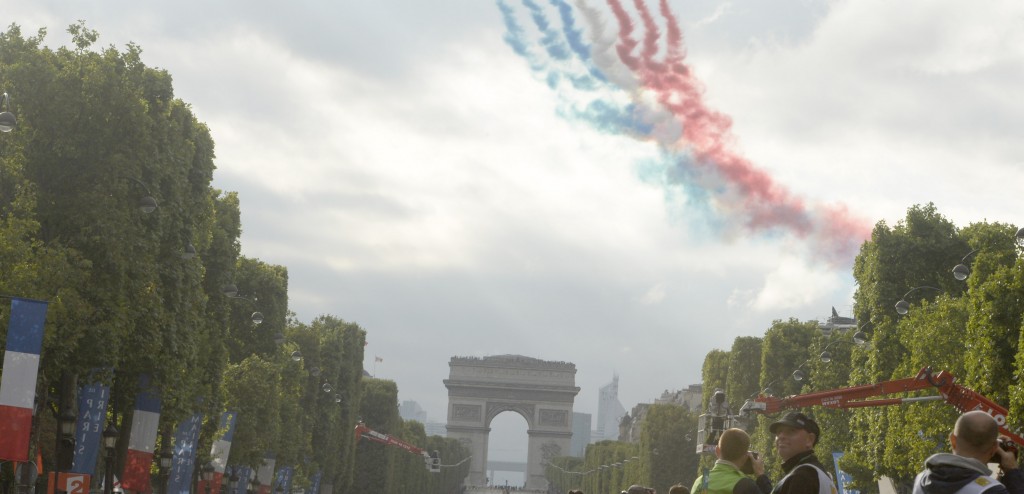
left=912, top=411, right=1023, bottom=494
left=691, top=428, right=772, bottom=494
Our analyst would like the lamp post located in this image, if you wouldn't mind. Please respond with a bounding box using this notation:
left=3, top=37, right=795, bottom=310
left=0, top=92, right=15, bottom=132
left=818, top=325, right=870, bottom=363
left=58, top=408, right=78, bottom=471
left=103, top=422, right=119, bottom=494
left=158, top=444, right=173, bottom=494
left=222, top=284, right=264, bottom=324
left=126, top=177, right=158, bottom=213
left=894, top=286, right=944, bottom=315
left=202, top=463, right=216, bottom=494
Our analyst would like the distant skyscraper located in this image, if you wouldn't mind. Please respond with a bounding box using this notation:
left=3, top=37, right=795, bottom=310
left=399, top=400, right=428, bottom=423
left=594, top=374, right=626, bottom=442
left=570, top=412, right=591, bottom=457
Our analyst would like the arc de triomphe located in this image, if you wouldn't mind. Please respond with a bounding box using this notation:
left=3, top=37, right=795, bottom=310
left=444, top=355, right=579, bottom=490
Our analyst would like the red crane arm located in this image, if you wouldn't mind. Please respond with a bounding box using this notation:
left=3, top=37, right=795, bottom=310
left=353, top=422, right=426, bottom=456
left=740, top=367, right=1024, bottom=447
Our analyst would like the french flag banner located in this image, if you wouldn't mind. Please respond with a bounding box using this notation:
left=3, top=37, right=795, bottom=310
left=255, top=453, right=275, bottom=494
left=71, top=380, right=111, bottom=474
left=0, top=297, right=48, bottom=461
left=166, top=413, right=202, bottom=494
left=121, top=376, right=161, bottom=493
left=199, top=411, right=237, bottom=494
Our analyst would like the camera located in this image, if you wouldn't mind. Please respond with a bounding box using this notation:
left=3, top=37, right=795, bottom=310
left=990, top=438, right=1019, bottom=463
left=741, top=451, right=759, bottom=475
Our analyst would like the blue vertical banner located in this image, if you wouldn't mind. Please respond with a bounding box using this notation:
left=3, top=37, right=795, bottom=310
left=832, top=452, right=859, bottom=494
left=228, top=466, right=252, bottom=494
left=70, top=381, right=110, bottom=474
left=308, top=471, right=322, bottom=494
left=274, top=466, right=294, bottom=494
left=166, top=413, right=203, bottom=494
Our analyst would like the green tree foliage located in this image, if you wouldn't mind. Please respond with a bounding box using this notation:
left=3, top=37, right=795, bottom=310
left=683, top=206, right=1021, bottom=492
left=750, top=319, right=816, bottom=476
left=578, top=440, right=639, bottom=494
left=222, top=356, right=282, bottom=467
left=726, top=337, right=762, bottom=413
left=700, top=350, right=730, bottom=410
left=0, top=23, right=398, bottom=494
left=640, top=404, right=699, bottom=493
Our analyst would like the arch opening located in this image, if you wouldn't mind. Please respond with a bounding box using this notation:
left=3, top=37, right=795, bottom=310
left=487, top=411, right=529, bottom=488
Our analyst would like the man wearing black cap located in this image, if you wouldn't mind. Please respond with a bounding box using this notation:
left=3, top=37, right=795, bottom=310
left=769, top=412, right=837, bottom=494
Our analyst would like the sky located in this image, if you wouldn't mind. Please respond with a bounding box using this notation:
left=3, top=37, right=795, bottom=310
left=7, top=0, right=1024, bottom=469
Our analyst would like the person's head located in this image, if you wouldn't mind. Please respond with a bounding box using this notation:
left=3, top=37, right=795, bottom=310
left=770, top=412, right=820, bottom=461
left=627, top=485, right=649, bottom=494
left=717, top=428, right=752, bottom=464
left=950, top=411, right=1000, bottom=462
left=669, top=484, right=690, bottom=494
left=568, top=490, right=584, bottom=494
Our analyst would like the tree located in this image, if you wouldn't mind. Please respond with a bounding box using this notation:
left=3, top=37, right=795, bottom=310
left=640, top=404, right=699, bottom=493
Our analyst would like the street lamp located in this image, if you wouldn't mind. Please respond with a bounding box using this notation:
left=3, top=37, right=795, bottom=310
left=0, top=92, right=15, bottom=132
left=894, top=286, right=944, bottom=315
left=222, top=284, right=264, bottom=324
left=952, top=249, right=980, bottom=281
left=202, top=463, right=216, bottom=494
left=58, top=409, right=77, bottom=471
left=819, top=325, right=870, bottom=363
left=127, top=177, right=158, bottom=213
left=158, top=444, right=173, bottom=494
left=103, top=422, right=119, bottom=494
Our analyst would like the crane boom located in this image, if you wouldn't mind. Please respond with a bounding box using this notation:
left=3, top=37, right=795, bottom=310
left=738, top=367, right=1024, bottom=447
left=354, top=422, right=426, bottom=455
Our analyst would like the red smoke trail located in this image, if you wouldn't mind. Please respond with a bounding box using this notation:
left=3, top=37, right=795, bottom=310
left=606, top=0, right=641, bottom=70
left=606, top=0, right=871, bottom=262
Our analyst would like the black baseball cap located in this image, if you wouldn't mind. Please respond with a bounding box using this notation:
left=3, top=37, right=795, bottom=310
left=769, top=412, right=820, bottom=440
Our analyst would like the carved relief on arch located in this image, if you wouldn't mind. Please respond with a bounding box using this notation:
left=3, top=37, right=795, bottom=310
left=485, top=402, right=536, bottom=428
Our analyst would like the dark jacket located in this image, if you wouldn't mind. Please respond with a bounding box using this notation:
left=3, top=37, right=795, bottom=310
left=913, top=453, right=1024, bottom=494
left=771, top=451, right=831, bottom=494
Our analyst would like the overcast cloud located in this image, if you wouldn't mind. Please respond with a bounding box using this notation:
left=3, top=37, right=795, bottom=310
left=7, top=1, right=1024, bottom=465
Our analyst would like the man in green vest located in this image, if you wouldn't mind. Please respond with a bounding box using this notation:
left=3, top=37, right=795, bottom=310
left=692, top=428, right=772, bottom=494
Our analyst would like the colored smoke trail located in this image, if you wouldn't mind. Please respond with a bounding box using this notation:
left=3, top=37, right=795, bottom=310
left=497, top=0, right=872, bottom=264
left=499, top=0, right=656, bottom=137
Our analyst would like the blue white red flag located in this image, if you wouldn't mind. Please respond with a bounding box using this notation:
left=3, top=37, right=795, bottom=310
left=256, top=453, right=276, bottom=494
left=199, top=411, right=237, bottom=494
left=122, top=376, right=161, bottom=493
left=0, top=298, right=48, bottom=461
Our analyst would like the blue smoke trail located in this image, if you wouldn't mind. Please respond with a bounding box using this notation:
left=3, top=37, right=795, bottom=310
left=497, top=1, right=653, bottom=135
left=496, top=0, right=545, bottom=73
left=548, top=0, right=608, bottom=82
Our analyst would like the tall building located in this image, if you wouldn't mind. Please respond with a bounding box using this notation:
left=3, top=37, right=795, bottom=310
left=570, top=412, right=591, bottom=457
left=399, top=400, right=428, bottom=423
left=593, top=374, right=627, bottom=442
